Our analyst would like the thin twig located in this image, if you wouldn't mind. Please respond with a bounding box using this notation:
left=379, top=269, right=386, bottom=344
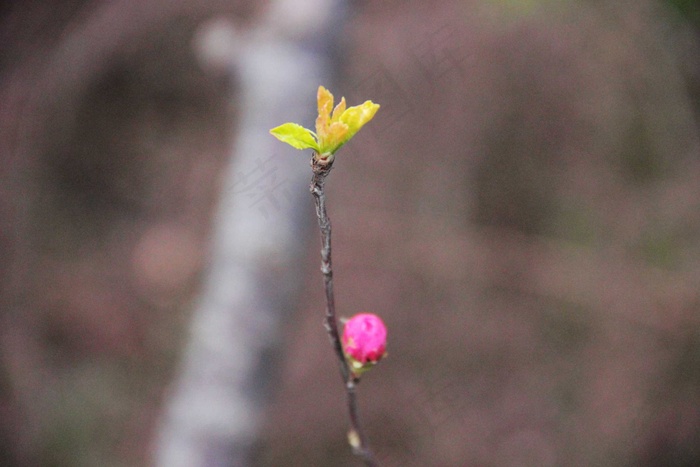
left=309, top=155, right=380, bottom=467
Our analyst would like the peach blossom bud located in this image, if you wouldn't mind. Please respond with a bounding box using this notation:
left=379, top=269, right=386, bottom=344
left=342, top=313, right=387, bottom=373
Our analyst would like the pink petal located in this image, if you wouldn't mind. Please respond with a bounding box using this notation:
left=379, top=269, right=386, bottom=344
left=342, top=313, right=387, bottom=364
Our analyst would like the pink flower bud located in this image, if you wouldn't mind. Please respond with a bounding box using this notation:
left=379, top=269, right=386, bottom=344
left=342, top=313, right=387, bottom=371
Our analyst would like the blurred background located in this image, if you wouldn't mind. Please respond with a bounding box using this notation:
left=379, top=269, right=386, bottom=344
left=2, top=0, right=700, bottom=466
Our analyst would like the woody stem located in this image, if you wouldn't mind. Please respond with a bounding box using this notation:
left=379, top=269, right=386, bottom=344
left=309, top=155, right=379, bottom=467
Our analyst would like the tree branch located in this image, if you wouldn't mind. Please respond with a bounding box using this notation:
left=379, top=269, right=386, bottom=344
left=309, top=155, right=379, bottom=467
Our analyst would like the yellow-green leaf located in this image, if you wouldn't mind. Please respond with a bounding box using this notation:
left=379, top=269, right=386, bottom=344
left=269, top=123, right=320, bottom=151
left=269, top=86, right=380, bottom=158
left=340, top=101, right=380, bottom=141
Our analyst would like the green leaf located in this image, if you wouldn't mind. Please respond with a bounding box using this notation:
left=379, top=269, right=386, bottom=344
left=269, top=123, right=319, bottom=151
left=340, top=101, right=380, bottom=141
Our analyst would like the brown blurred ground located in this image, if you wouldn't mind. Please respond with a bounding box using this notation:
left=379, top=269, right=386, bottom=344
left=3, top=1, right=700, bottom=466
left=256, top=1, right=700, bottom=466
left=0, top=1, right=258, bottom=465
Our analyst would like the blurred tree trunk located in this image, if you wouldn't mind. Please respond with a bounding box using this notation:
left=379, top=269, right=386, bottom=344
left=153, top=1, right=347, bottom=465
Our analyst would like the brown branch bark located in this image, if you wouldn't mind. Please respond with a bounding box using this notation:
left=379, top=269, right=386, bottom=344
left=309, top=155, right=379, bottom=467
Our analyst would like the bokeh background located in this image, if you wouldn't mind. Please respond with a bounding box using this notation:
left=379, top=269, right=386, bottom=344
left=2, top=0, right=700, bottom=466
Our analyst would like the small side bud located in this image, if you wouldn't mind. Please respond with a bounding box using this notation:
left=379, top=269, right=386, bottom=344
left=342, top=313, right=387, bottom=376
left=347, top=429, right=361, bottom=449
